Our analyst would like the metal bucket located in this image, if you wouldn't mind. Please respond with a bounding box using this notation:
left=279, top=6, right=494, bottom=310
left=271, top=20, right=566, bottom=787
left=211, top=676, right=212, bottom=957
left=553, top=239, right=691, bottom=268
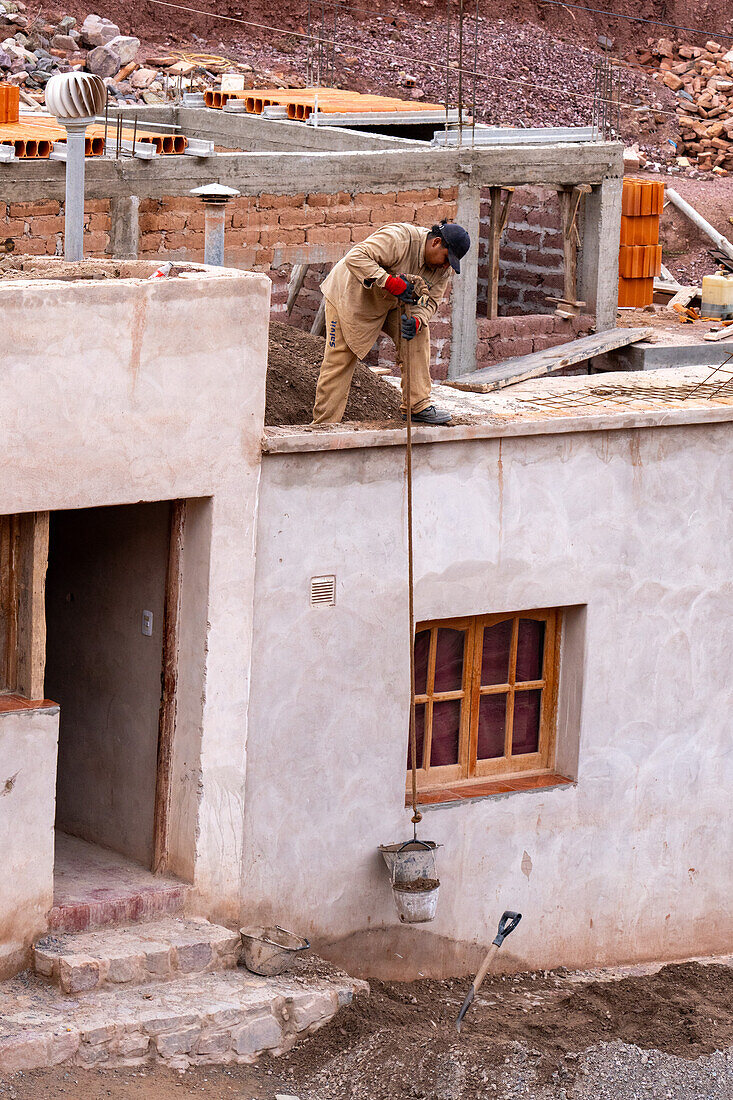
left=382, top=840, right=441, bottom=924
left=239, top=925, right=310, bottom=977
left=392, top=877, right=440, bottom=923
left=379, top=840, right=442, bottom=882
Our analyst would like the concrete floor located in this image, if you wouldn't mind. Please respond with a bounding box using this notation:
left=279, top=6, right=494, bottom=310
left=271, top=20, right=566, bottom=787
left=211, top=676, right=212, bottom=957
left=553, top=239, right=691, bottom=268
left=50, top=833, right=189, bottom=934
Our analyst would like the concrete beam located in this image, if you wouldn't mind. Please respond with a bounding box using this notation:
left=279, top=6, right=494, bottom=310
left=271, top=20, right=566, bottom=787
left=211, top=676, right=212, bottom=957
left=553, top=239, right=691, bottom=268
left=1, top=142, right=623, bottom=203
left=449, top=182, right=481, bottom=380
left=108, top=104, right=417, bottom=153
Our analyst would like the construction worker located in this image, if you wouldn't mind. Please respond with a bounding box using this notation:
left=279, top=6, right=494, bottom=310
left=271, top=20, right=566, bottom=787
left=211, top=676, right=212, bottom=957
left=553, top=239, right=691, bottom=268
left=312, top=219, right=471, bottom=426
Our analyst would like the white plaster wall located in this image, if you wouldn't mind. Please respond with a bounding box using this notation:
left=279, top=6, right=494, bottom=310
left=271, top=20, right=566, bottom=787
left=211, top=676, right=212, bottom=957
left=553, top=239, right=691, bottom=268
left=0, top=264, right=270, bottom=939
left=0, top=706, right=59, bottom=976
left=244, top=424, right=733, bottom=976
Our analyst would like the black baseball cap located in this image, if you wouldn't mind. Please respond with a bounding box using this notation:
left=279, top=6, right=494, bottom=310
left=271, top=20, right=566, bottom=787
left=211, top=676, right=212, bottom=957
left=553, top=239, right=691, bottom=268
left=433, top=220, right=471, bottom=274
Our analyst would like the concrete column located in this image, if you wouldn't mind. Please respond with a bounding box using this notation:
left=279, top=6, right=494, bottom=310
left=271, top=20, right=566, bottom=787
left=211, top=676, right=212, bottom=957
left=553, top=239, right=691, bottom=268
left=449, top=180, right=481, bottom=380
left=579, top=175, right=622, bottom=331
left=109, top=195, right=140, bottom=259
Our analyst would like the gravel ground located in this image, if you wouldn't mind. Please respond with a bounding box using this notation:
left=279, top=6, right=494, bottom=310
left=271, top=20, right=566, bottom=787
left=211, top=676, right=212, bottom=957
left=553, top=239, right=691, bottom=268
left=537, top=1042, right=733, bottom=1100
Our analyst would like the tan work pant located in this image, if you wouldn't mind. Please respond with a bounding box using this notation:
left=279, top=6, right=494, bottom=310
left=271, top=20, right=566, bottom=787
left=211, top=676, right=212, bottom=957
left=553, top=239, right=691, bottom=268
left=312, top=301, right=433, bottom=424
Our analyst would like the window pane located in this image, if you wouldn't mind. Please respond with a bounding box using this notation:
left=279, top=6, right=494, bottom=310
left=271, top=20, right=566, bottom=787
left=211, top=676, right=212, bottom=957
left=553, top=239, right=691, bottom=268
left=407, top=703, right=425, bottom=769
left=477, top=693, right=507, bottom=759
left=516, top=619, right=545, bottom=682
left=512, top=689, right=542, bottom=755
left=414, top=630, right=430, bottom=696
left=433, top=628, right=465, bottom=693
left=481, top=619, right=512, bottom=685
left=430, top=699, right=461, bottom=766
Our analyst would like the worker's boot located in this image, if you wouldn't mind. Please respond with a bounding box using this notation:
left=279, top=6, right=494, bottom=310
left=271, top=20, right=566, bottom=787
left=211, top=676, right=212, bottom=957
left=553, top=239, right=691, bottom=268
left=402, top=405, right=452, bottom=425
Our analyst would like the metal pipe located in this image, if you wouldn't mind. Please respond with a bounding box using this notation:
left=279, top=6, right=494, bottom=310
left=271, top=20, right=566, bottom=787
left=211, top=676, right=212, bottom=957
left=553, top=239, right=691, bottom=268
left=203, top=205, right=226, bottom=266
left=63, top=122, right=87, bottom=261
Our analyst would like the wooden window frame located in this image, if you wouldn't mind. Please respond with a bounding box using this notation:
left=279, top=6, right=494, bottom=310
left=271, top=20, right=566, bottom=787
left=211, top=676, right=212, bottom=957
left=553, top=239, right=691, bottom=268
left=409, top=608, right=561, bottom=794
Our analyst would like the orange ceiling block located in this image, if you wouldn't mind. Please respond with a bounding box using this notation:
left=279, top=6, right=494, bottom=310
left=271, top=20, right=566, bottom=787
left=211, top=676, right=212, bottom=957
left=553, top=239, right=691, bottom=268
left=618, top=243, right=663, bottom=279
left=621, top=177, right=664, bottom=217
left=0, top=84, right=19, bottom=125
left=618, top=275, right=654, bottom=308
left=620, top=213, right=660, bottom=246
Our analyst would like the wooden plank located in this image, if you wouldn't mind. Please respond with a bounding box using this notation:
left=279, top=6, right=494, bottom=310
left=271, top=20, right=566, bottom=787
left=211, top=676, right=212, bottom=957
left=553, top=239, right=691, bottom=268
left=153, top=499, right=186, bottom=875
left=15, top=512, right=49, bottom=700
left=310, top=296, right=326, bottom=337
left=286, top=262, right=309, bottom=316
left=446, top=326, right=654, bottom=393
left=486, top=187, right=514, bottom=320
left=659, top=262, right=681, bottom=286
left=703, top=324, right=733, bottom=342
left=557, top=184, right=591, bottom=306
left=667, top=286, right=699, bottom=310
left=0, top=516, right=18, bottom=692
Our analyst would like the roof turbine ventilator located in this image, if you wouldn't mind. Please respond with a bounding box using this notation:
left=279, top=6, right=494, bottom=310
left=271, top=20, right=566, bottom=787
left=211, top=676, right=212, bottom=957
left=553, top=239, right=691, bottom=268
left=45, top=72, right=106, bottom=262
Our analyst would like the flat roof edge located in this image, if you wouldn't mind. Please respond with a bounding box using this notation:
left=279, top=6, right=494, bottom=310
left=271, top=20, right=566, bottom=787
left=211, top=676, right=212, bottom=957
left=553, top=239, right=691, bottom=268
left=262, top=404, right=733, bottom=455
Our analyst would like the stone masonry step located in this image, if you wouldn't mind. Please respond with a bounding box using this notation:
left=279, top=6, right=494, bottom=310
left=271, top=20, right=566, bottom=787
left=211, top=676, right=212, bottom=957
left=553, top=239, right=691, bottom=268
left=0, top=964, right=367, bottom=1072
left=33, top=918, right=240, bottom=994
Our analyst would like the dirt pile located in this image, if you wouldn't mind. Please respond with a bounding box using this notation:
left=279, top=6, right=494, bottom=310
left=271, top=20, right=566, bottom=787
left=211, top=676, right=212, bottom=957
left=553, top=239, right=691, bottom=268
left=5, top=961, right=732, bottom=1099
left=638, top=37, right=733, bottom=173
left=266, top=319, right=402, bottom=426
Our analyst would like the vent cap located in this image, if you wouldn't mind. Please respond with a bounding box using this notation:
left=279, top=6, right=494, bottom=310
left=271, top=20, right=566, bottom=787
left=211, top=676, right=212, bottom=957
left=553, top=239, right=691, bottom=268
left=310, top=575, right=336, bottom=606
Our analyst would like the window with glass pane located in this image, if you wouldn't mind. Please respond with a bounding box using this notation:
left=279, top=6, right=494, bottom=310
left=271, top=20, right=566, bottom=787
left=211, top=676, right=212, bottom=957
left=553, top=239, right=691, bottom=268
left=408, top=609, right=559, bottom=791
left=410, top=621, right=470, bottom=784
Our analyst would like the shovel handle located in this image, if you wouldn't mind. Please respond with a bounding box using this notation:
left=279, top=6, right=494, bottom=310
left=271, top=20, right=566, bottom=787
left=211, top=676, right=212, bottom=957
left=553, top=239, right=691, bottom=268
left=456, top=910, right=522, bottom=1033
left=493, top=910, right=522, bottom=947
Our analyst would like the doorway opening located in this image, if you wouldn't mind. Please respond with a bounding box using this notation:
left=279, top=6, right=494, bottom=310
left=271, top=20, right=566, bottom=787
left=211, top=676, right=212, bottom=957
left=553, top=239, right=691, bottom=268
left=44, top=501, right=188, bottom=931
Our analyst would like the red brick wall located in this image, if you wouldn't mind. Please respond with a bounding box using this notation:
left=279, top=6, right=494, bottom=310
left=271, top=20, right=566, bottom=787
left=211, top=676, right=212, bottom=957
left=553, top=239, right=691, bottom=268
left=477, top=313, right=595, bottom=369
left=478, top=185, right=565, bottom=316
left=0, top=199, right=110, bottom=256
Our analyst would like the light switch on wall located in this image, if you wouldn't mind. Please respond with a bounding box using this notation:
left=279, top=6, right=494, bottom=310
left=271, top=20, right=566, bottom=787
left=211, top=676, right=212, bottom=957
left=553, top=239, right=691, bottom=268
left=141, top=610, right=153, bottom=637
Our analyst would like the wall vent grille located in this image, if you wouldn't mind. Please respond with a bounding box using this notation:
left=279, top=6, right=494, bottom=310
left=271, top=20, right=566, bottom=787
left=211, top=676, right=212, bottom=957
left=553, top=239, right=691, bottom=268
left=310, top=575, right=336, bottom=606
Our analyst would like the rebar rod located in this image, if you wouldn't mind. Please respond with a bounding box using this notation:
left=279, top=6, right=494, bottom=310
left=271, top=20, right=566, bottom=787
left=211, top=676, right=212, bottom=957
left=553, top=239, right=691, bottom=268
left=457, top=0, right=464, bottom=147
left=444, top=0, right=450, bottom=137
left=471, top=0, right=478, bottom=146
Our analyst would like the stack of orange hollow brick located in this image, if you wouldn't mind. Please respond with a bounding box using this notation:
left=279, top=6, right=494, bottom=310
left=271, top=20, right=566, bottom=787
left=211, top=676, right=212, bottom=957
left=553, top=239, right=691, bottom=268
left=618, top=178, right=664, bottom=308
left=0, top=84, right=19, bottom=124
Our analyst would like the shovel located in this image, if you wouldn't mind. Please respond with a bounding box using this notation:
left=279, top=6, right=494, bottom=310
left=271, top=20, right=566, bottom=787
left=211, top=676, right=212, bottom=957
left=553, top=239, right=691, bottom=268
left=456, top=910, right=522, bottom=1032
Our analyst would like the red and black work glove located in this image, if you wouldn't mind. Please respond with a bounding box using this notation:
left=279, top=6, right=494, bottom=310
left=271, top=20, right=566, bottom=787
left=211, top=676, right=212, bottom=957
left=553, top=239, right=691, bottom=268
left=385, top=274, right=416, bottom=303
left=401, top=315, right=420, bottom=340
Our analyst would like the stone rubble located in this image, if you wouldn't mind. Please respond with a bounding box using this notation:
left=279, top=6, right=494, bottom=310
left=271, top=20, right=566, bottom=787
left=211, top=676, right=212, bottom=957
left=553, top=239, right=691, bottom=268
left=639, top=37, right=733, bottom=175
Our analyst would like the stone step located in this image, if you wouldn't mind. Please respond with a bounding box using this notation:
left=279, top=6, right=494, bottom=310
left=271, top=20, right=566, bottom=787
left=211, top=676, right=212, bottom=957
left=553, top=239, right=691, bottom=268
left=33, top=917, right=241, bottom=994
left=0, top=965, right=367, bottom=1072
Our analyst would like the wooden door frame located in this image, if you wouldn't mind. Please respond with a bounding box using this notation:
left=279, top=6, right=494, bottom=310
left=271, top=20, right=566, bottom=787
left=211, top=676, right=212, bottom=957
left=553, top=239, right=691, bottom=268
left=152, top=499, right=186, bottom=875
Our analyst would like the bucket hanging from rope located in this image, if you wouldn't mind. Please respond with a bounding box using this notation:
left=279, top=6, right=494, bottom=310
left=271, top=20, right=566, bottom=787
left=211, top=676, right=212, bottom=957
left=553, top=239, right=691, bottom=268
left=377, top=298, right=441, bottom=924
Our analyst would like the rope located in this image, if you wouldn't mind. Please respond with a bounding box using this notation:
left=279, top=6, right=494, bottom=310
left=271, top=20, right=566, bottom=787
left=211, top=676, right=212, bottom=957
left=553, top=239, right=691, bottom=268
left=399, top=301, right=422, bottom=837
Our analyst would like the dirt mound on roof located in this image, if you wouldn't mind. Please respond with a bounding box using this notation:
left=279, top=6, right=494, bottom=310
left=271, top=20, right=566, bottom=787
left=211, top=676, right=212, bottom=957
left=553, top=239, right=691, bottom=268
left=266, top=319, right=402, bottom=426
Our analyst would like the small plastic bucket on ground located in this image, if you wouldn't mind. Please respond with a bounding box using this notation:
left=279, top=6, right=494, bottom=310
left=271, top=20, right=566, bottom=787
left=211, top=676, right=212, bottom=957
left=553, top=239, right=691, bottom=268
left=239, top=925, right=311, bottom=976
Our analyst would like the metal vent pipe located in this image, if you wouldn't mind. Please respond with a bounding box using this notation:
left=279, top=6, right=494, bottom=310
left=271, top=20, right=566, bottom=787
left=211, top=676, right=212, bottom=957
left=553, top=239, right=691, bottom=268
left=45, top=73, right=106, bottom=261
left=190, top=183, right=241, bottom=267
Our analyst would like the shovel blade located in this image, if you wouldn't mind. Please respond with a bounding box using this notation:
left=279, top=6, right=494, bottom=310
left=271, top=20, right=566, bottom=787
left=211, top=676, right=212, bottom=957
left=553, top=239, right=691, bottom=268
left=455, top=985, right=474, bottom=1032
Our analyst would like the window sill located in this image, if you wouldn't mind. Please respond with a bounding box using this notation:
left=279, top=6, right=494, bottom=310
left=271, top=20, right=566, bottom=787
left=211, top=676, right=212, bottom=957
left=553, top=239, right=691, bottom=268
left=0, top=693, right=59, bottom=714
left=406, top=772, right=574, bottom=808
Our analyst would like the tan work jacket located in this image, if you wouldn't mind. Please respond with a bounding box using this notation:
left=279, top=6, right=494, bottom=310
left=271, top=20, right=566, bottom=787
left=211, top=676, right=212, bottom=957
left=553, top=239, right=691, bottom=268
left=320, top=223, right=452, bottom=359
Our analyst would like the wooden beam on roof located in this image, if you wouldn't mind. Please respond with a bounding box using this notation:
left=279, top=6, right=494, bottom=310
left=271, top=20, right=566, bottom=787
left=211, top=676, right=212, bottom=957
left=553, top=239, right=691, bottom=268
left=445, top=327, right=653, bottom=392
